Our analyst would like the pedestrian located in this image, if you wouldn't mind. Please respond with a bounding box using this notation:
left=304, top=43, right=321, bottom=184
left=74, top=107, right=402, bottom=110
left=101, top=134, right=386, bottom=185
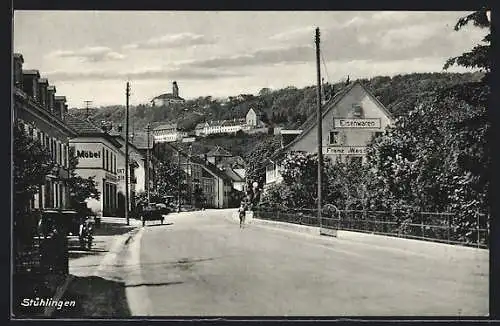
left=238, top=201, right=247, bottom=229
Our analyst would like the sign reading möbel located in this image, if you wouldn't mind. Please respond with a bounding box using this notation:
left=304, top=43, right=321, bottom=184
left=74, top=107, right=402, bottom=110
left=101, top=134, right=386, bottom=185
left=324, top=146, right=367, bottom=155
left=76, top=150, right=101, bottom=159
left=334, top=118, right=381, bottom=129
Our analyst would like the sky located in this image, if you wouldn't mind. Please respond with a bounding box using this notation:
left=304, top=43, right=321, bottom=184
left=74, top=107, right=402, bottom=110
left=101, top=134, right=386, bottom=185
left=13, top=11, right=487, bottom=108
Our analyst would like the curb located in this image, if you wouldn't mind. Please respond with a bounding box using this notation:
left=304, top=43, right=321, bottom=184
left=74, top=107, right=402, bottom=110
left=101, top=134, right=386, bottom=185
left=251, top=217, right=320, bottom=236
left=93, top=227, right=141, bottom=276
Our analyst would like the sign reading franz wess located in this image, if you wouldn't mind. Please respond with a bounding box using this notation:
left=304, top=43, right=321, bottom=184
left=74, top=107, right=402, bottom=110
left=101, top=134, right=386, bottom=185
left=76, top=150, right=101, bottom=159
left=334, top=118, right=381, bottom=129
left=324, top=146, right=367, bottom=155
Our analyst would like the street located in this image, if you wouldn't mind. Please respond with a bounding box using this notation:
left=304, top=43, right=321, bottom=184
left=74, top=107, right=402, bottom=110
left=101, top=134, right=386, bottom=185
left=116, top=209, right=488, bottom=317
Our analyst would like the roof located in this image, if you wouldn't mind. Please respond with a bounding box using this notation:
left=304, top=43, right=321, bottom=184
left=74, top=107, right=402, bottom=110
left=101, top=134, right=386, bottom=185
left=38, top=78, right=48, bottom=84
left=206, top=145, right=233, bottom=157
left=153, top=122, right=178, bottom=131
left=47, top=85, right=56, bottom=92
left=65, top=114, right=123, bottom=148
left=272, top=80, right=394, bottom=160
left=222, top=118, right=246, bottom=127
left=23, top=69, right=40, bottom=76
left=166, top=143, right=233, bottom=183
left=248, top=107, right=264, bottom=116
left=217, top=155, right=246, bottom=169
left=54, top=96, right=67, bottom=101
left=108, top=131, right=144, bottom=154
left=223, top=168, right=245, bottom=183
left=153, top=93, right=185, bottom=101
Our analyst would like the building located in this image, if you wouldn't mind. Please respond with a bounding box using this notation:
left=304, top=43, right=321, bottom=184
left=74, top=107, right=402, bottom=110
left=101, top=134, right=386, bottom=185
left=13, top=53, right=77, bottom=212
left=246, top=108, right=266, bottom=127
left=152, top=122, right=187, bottom=143
left=162, top=143, right=234, bottom=208
left=66, top=115, right=122, bottom=217
left=129, top=130, right=157, bottom=196
left=265, top=80, right=395, bottom=187
left=109, top=130, right=147, bottom=213
left=205, top=145, right=233, bottom=166
left=151, top=81, right=185, bottom=106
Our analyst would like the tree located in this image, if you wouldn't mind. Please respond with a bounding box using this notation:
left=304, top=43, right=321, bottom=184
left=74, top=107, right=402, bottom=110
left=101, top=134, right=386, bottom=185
left=244, top=135, right=281, bottom=187
left=13, top=120, right=56, bottom=246
left=443, top=9, right=491, bottom=73
left=154, top=160, right=184, bottom=200
left=67, top=146, right=100, bottom=208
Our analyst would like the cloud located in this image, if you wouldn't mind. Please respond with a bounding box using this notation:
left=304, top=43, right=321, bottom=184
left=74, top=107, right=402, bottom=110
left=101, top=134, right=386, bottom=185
left=190, top=12, right=484, bottom=70
left=48, top=46, right=126, bottom=62
left=124, top=32, right=215, bottom=50
left=44, top=66, right=243, bottom=81
left=188, top=45, right=314, bottom=68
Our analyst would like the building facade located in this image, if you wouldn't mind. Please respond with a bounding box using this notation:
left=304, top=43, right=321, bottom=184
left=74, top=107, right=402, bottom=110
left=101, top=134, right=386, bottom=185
left=152, top=122, right=188, bottom=143
left=265, top=81, right=394, bottom=187
left=66, top=115, right=122, bottom=217
left=13, top=53, right=76, bottom=212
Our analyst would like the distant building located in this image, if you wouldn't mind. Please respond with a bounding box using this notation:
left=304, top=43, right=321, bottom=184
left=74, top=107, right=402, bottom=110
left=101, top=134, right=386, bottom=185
left=246, top=108, right=266, bottom=127
left=152, top=122, right=187, bottom=143
left=151, top=81, right=185, bottom=106
left=265, top=80, right=395, bottom=188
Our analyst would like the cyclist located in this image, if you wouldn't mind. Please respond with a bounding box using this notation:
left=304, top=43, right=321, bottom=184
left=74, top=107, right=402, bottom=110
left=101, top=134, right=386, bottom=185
left=238, top=201, right=247, bottom=228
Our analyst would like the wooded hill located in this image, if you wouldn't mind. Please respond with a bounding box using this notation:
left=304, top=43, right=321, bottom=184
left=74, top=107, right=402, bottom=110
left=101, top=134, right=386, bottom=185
left=69, top=71, right=484, bottom=158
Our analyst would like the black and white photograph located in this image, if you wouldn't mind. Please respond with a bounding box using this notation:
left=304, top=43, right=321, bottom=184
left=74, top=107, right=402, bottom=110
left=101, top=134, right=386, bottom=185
left=11, top=9, right=490, bottom=319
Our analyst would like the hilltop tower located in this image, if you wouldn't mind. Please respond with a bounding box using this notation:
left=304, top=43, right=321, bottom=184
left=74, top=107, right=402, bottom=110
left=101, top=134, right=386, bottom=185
left=173, top=81, right=179, bottom=98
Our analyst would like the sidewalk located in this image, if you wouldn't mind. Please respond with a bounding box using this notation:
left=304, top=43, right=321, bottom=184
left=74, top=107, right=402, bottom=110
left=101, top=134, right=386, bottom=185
left=14, top=217, right=142, bottom=318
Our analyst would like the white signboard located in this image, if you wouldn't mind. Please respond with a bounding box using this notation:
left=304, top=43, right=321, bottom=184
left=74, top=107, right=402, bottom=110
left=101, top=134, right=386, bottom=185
left=334, top=118, right=381, bottom=129
left=74, top=143, right=103, bottom=168
left=324, top=146, right=367, bottom=155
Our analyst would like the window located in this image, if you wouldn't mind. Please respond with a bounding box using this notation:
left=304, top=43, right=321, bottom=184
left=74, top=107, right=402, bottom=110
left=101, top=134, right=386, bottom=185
left=352, top=104, right=363, bottom=117
left=329, top=131, right=340, bottom=145
left=106, top=149, right=109, bottom=171
left=59, top=142, right=62, bottom=164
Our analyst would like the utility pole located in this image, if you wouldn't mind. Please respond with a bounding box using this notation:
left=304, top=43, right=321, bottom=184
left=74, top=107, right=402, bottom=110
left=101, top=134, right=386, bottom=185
left=84, top=100, right=92, bottom=119
left=146, top=123, right=151, bottom=205
left=125, top=83, right=130, bottom=225
left=177, top=148, right=181, bottom=213
left=315, top=27, right=323, bottom=230
left=189, top=144, right=194, bottom=208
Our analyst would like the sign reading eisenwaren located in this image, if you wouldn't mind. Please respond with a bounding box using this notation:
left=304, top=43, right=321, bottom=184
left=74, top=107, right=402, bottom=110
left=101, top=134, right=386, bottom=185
left=334, top=118, right=381, bottom=129
left=324, top=146, right=367, bottom=155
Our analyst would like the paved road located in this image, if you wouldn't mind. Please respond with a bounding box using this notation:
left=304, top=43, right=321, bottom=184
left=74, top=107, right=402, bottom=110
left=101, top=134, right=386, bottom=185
left=123, top=209, right=488, bottom=317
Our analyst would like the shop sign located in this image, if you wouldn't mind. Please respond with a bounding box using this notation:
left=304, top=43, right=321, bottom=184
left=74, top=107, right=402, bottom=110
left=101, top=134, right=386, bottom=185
left=324, top=146, right=367, bottom=155
left=334, top=118, right=381, bottom=129
left=76, top=150, right=101, bottom=159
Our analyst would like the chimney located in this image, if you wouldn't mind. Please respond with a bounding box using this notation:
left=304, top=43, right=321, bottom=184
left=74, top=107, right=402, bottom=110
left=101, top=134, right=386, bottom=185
left=54, top=96, right=67, bottom=120
left=172, top=81, right=179, bottom=97
left=22, top=70, right=40, bottom=99
left=47, top=85, right=56, bottom=115
left=37, top=78, right=49, bottom=110
left=13, top=53, right=24, bottom=89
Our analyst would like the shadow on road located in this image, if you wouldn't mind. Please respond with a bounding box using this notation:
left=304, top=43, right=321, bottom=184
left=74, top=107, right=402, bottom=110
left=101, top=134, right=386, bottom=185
left=53, top=275, right=131, bottom=318
left=126, top=281, right=184, bottom=288
left=142, top=222, right=174, bottom=227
